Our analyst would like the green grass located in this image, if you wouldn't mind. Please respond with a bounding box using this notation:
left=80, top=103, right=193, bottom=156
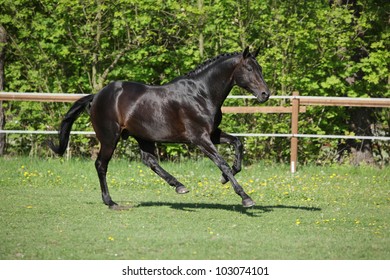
left=0, top=156, right=389, bottom=260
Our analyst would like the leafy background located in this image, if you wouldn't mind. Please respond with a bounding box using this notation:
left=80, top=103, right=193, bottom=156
left=0, top=0, right=389, bottom=164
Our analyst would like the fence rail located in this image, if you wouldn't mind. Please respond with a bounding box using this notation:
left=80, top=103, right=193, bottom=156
left=2, top=92, right=390, bottom=106
left=1, top=91, right=389, bottom=172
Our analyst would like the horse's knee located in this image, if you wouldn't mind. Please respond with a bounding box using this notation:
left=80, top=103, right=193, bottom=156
left=234, top=137, right=243, bottom=148
left=228, top=134, right=242, bottom=147
left=219, top=162, right=234, bottom=178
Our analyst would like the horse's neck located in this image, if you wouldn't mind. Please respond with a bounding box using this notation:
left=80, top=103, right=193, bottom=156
left=193, top=57, right=238, bottom=107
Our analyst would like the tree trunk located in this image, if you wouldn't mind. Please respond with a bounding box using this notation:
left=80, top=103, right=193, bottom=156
left=330, top=0, right=375, bottom=165
left=0, top=25, right=6, bottom=156
left=338, top=108, right=375, bottom=165
left=197, top=0, right=204, bottom=58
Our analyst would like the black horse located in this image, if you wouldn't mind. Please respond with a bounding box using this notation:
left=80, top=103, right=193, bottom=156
left=49, top=47, right=270, bottom=208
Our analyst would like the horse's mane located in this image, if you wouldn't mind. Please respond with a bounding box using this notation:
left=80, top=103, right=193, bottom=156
left=185, top=51, right=240, bottom=77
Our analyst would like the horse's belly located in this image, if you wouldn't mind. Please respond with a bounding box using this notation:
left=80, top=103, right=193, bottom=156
left=124, top=115, right=188, bottom=143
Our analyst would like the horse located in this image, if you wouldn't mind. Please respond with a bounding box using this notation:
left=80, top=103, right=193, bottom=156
left=49, top=47, right=270, bottom=209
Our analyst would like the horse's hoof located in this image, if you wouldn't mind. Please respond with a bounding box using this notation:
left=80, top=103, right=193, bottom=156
left=242, top=198, right=255, bottom=208
left=176, top=186, right=189, bottom=194
left=109, top=203, right=120, bottom=210
left=220, top=175, right=228, bottom=184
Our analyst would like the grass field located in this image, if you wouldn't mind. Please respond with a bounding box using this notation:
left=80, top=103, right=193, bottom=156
left=0, top=156, right=389, bottom=260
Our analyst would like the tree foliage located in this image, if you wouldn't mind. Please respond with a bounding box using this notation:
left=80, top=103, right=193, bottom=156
left=0, top=0, right=389, bottom=164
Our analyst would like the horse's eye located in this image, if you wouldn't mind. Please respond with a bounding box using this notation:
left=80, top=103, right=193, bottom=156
left=246, top=66, right=253, bottom=72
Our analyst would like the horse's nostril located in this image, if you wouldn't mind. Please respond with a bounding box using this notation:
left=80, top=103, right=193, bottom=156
left=261, top=91, right=269, bottom=99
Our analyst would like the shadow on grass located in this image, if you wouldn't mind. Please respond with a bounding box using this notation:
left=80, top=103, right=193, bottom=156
left=124, top=201, right=322, bottom=217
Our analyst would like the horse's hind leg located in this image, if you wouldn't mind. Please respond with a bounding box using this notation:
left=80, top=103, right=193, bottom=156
left=94, top=127, right=120, bottom=208
left=137, top=139, right=189, bottom=194
left=95, top=143, right=118, bottom=208
left=211, top=129, right=243, bottom=184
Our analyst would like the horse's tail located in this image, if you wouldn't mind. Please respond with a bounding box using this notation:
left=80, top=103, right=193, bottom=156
left=48, top=94, right=94, bottom=156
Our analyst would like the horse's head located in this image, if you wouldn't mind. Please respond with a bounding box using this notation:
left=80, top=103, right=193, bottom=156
left=234, top=47, right=270, bottom=103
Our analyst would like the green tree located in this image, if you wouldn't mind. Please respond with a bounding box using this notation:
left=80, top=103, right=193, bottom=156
left=0, top=0, right=388, bottom=164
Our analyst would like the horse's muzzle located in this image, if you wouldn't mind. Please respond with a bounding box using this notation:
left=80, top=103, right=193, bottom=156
left=256, top=90, right=270, bottom=103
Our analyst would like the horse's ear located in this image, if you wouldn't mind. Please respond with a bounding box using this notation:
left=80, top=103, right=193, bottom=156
left=243, top=47, right=250, bottom=58
left=254, top=47, right=260, bottom=58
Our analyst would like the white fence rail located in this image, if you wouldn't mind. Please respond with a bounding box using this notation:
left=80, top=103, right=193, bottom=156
left=1, top=130, right=389, bottom=142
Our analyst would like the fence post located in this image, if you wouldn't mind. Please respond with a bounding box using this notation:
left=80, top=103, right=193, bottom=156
left=290, top=91, right=299, bottom=173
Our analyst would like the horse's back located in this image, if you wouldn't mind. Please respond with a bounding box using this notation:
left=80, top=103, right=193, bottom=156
left=90, top=79, right=216, bottom=143
left=94, top=81, right=147, bottom=100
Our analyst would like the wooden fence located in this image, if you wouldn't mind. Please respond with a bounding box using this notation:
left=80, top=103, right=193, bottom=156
left=1, top=91, right=390, bottom=172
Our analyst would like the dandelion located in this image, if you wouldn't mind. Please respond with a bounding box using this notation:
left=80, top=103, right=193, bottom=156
left=108, top=236, right=115, bottom=241
left=56, top=176, right=62, bottom=183
left=295, top=218, right=301, bottom=225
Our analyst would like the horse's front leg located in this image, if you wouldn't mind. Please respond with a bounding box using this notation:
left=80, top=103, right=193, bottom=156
left=211, top=129, right=243, bottom=184
left=196, top=136, right=254, bottom=207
